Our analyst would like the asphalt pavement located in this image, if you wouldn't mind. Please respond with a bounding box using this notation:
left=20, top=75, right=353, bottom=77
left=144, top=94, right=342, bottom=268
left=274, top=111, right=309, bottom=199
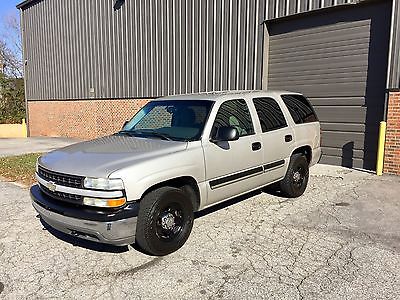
left=0, top=137, right=79, bottom=157
left=0, top=165, right=399, bottom=299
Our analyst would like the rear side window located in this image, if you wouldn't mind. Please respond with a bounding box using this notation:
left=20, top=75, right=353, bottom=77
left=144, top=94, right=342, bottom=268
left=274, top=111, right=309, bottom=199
left=281, top=94, right=318, bottom=124
left=212, top=99, right=254, bottom=137
left=253, top=97, right=287, bottom=133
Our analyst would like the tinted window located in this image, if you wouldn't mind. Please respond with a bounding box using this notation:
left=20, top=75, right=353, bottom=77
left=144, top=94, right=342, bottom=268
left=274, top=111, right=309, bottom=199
left=281, top=94, right=318, bottom=124
left=212, top=99, right=254, bottom=137
left=253, top=97, right=287, bottom=132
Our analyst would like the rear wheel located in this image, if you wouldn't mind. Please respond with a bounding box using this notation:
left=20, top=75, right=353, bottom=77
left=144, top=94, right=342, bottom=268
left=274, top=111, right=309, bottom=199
left=280, top=154, right=309, bottom=198
left=135, top=186, right=194, bottom=256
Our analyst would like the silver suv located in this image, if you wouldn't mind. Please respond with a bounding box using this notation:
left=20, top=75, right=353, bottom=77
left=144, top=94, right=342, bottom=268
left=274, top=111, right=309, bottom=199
left=31, top=91, right=321, bottom=256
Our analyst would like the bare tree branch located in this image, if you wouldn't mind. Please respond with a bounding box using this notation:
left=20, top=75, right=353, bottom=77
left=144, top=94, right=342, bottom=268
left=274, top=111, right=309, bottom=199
left=2, top=13, right=22, bottom=55
left=0, top=12, right=23, bottom=78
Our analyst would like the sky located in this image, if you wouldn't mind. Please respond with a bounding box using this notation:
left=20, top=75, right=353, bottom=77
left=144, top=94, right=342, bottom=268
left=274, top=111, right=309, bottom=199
left=0, top=0, right=19, bottom=15
left=0, top=0, right=20, bottom=34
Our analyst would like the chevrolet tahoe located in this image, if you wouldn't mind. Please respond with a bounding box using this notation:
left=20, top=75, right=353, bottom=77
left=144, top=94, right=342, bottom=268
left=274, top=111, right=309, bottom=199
left=31, top=90, right=321, bottom=256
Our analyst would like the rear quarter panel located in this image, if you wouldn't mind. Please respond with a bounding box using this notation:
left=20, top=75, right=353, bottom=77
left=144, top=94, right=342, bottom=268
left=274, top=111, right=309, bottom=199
left=274, top=92, right=321, bottom=166
left=292, top=122, right=321, bottom=166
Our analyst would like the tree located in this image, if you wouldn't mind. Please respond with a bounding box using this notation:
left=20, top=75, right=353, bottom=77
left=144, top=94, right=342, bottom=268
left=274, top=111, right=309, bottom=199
left=0, top=73, right=25, bottom=124
left=0, top=12, right=25, bottom=124
left=0, top=12, right=23, bottom=78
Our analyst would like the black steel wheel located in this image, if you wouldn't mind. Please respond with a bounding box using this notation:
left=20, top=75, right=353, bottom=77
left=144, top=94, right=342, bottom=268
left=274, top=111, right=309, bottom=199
left=280, top=154, right=309, bottom=198
left=155, top=204, right=184, bottom=241
left=135, top=186, right=194, bottom=256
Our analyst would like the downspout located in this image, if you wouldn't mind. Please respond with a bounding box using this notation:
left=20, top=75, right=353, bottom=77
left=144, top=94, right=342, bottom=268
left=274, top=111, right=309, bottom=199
left=19, top=8, right=30, bottom=137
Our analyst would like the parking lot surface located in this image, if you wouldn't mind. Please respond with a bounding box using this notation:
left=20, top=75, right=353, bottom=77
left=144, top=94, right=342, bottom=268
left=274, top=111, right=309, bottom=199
left=0, top=137, right=79, bottom=157
left=0, top=165, right=399, bottom=299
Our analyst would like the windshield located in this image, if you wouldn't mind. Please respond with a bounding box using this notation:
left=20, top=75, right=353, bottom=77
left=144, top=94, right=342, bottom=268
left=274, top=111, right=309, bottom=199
left=118, top=100, right=214, bottom=142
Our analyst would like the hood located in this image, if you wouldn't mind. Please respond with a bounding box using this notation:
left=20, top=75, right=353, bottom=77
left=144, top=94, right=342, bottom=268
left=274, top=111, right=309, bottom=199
left=39, top=135, right=188, bottom=178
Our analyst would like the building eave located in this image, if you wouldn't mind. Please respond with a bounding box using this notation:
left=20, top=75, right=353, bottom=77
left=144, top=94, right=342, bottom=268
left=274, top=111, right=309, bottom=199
left=262, top=0, right=377, bottom=23
left=16, top=0, right=40, bottom=10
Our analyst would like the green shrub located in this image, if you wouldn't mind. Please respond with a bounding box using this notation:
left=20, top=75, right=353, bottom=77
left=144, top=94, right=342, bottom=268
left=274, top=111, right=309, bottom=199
left=0, top=73, right=25, bottom=124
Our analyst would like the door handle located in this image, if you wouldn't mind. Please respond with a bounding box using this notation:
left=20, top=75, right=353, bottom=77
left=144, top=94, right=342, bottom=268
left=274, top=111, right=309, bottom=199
left=285, top=135, right=293, bottom=142
left=252, top=142, right=262, bottom=151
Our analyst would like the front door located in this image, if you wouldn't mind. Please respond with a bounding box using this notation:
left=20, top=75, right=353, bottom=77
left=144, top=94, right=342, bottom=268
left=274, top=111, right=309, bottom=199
left=203, top=99, right=264, bottom=205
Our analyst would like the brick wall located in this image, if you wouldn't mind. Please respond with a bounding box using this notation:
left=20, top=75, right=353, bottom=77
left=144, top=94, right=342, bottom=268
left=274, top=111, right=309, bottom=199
left=27, top=99, right=149, bottom=139
left=384, top=92, right=400, bottom=175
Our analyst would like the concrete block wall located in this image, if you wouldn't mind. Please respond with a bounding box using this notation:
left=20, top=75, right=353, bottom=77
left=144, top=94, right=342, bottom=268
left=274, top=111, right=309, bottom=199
left=27, top=99, right=149, bottom=139
left=0, top=119, right=28, bottom=138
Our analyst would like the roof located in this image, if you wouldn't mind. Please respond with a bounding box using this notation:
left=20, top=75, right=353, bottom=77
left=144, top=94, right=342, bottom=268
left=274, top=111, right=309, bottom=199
left=16, top=0, right=40, bottom=9
left=159, top=90, right=299, bottom=102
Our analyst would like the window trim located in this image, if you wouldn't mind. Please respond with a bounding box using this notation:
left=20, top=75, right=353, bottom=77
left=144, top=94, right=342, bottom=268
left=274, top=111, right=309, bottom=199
left=210, top=98, right=256, bottom=139
left=252, top=97, right=288, bottom=133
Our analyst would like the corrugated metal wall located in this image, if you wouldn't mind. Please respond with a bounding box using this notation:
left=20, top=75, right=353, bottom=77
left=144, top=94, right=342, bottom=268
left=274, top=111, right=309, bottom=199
left=20, top=0, right=398, bottom=101
left=265, top=0, right=357, bottom=19
left=21, top=0, right=266, bottom=100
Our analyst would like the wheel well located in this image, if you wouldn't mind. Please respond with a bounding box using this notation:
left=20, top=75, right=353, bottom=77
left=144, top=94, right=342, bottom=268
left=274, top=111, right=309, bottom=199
left=292, top=146, right=312, bottom=164
left=142, top=177, right=201, bottom=211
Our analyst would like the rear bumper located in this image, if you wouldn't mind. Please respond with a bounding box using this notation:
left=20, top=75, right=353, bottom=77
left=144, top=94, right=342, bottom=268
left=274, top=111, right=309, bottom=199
left=30, top=185, right=138, bottom=246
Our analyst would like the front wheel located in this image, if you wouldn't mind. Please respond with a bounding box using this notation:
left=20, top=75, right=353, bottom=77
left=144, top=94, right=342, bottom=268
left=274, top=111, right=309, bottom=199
left=280, top=154, right=309, bottom=198
left=135, top=186, right=194, bottom=256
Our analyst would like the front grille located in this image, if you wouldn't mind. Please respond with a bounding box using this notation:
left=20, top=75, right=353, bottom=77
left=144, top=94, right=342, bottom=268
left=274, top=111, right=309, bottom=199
left=38, top=166, right=83, bottom=188
left=39, top=183, right=83, bottom=205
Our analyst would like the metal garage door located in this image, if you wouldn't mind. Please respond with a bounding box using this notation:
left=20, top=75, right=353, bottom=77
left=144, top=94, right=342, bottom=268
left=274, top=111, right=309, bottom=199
left=267, top=1, right=391, bottom=170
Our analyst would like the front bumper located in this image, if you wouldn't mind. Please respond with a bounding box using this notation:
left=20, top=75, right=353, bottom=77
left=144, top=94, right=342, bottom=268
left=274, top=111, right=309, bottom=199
left=30, top=185, right=138, bottom=246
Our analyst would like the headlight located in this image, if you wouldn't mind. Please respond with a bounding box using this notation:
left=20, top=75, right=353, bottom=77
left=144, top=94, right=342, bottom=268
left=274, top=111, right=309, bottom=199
left=83, top=197, right=126, bottom=208
left=83, top=177, right=124, bottom=190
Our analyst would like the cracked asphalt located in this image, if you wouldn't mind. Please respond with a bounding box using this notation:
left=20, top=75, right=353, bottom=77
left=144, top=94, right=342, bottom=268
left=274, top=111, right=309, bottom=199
left=0, top=165, right=399, bottom=299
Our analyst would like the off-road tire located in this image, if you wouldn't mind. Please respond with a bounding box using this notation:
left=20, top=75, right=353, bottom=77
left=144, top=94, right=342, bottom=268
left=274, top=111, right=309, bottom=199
left=135, top=186, right=194, bottom=256
left=280, top=154, right=309, bottom=198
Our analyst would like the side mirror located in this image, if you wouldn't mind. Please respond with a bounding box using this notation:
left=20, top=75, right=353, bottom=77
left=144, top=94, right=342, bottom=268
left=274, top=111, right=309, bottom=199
left=122, top=120, right=129, bottom=130
left=211, top=126, right=239, bottom=143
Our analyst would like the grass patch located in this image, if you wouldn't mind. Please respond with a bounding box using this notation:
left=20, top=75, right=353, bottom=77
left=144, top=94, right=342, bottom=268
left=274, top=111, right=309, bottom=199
left=0, top=153, right=41, bottom=186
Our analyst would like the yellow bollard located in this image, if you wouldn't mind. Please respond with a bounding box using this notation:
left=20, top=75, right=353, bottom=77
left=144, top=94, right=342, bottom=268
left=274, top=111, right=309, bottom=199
left=376, top=121, right=387, bottom=176
left=21, top=118, right=28, bottom=138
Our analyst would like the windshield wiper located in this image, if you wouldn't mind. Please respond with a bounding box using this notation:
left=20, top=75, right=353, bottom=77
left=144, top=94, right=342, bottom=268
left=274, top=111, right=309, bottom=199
left=116, top=130, right=137, bottom=137
left=133, top=129, right=174, bottom=141
left=118, top=129, right=174, bottom=141
left=116, top=129, right=174, bottom=141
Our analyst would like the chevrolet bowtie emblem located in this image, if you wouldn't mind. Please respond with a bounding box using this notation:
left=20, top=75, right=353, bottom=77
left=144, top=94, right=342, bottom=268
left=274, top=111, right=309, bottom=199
left=47, top=181, right=56, bottom=192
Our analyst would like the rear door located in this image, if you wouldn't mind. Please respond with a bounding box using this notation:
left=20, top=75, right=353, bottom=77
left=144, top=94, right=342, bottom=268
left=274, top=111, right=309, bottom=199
left=252, top=97, right=295, bottom=181
left=203, top=99, right=264, bottom=205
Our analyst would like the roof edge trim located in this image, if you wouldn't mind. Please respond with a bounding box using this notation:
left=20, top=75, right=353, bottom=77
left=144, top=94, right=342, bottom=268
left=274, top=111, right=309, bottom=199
left=16, top=0, right=40, bottom=9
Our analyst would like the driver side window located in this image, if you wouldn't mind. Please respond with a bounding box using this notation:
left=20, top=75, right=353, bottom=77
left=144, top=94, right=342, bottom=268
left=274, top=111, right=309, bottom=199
left=212, top=99, right=254, bottom=138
